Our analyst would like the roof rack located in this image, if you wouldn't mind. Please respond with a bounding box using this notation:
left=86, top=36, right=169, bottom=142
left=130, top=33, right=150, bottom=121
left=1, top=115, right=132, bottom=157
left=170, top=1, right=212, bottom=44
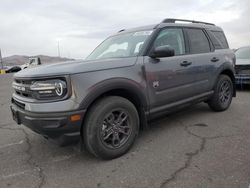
left=162, top=18, right=215, bottom=26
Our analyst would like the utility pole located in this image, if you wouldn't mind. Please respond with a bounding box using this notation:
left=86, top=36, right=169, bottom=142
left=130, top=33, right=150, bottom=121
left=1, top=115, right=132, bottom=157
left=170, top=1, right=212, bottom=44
left=0, top=48, right=3, bottom=69
left=57, top=41, right=61, bottom=57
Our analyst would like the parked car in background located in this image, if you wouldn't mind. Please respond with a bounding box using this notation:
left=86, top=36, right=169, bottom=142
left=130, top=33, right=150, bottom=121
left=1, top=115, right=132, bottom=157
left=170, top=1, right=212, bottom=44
left=6, top=66, right=22, bottom=73
left=235, top=46, right=250, bottom=85
left=3, top=65, right=21, bottom=73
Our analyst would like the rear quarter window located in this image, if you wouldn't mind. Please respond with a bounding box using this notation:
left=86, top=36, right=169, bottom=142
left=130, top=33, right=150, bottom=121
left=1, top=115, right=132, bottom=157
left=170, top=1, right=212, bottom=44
left=208, top=31, right=229, bottom=49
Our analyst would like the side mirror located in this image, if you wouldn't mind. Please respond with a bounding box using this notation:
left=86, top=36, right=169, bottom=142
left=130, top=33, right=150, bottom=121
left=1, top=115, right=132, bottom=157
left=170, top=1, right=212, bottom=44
left=149, top=45, right=175, bottom=58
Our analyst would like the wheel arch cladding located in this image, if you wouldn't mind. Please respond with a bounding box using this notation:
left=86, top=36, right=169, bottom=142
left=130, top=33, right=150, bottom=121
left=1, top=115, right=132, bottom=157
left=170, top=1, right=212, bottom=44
left=220, top=69, right=236, bottom=97
left=79, top=79, right=149, bottom=132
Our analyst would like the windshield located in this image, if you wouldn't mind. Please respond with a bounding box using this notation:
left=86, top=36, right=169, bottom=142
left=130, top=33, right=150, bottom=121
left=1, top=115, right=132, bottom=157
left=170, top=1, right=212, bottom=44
left=86, top=30, right=153, bottom=60
left=235, top=47, right=250, bottom=59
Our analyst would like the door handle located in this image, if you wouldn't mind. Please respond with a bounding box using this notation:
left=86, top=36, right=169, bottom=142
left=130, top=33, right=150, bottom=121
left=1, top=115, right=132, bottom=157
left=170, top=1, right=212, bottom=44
left=211, top=57, right=219, bottom=62
left=180, top=61, right=192, bottom=67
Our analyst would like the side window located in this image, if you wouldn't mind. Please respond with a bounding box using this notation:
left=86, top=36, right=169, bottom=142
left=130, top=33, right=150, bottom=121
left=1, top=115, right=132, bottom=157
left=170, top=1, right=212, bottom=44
left=187, top=29, right=211, bottom=54
left=153, top=28, right=186, bottom=55
left=211, top=31, right=229, bottom=49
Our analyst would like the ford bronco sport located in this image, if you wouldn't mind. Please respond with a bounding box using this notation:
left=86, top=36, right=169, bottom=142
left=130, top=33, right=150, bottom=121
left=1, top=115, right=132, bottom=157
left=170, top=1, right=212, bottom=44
left=11, top=19, right=236, bottom=159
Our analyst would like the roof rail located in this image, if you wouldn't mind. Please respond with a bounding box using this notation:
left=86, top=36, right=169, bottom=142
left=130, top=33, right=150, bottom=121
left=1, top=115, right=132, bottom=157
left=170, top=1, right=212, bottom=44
left=162, top=18, right=215, bottom=26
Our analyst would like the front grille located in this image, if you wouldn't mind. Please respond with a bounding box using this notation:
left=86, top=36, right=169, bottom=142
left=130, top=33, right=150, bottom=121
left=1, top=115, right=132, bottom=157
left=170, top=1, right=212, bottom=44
left=13, top=79, right=33, bottom=99
left=235, top=65, right=250, bottom=74
left=15, top=79, right=32, bottom=85
left=12, top=98, right=25, bottom=109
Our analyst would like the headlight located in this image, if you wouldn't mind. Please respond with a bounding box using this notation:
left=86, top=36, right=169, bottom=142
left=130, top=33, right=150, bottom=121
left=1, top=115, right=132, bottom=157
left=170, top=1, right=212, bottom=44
left=30, top=79, right=67, bottom=100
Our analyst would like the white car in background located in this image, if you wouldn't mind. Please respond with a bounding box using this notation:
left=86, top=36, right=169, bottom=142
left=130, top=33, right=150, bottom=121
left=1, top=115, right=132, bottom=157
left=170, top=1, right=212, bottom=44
left=235, top=46, right=250, bottom=85
left=20, top=57, right=42, bottom=70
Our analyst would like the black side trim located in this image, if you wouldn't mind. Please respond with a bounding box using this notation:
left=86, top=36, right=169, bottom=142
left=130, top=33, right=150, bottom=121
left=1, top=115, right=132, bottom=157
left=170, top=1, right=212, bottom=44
left=150, top=91, right=214, bottom=118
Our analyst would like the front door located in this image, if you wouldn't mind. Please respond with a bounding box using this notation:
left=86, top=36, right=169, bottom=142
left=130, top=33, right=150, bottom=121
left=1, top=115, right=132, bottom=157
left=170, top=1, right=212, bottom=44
left=144, top=27, right=206, bottom=111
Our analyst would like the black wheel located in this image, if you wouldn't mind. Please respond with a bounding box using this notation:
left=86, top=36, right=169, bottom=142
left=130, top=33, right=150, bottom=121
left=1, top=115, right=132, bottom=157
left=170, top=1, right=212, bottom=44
left=83, top=96, right=139, bottom=159
left=208, top=74, right=233, bottom=111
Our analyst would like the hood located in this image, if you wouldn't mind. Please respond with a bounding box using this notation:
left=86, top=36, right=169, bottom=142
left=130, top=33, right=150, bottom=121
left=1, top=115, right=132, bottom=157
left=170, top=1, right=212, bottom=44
left=14, top=57, right=137, bottom=78
left=236, top=58, right=250, bottom=65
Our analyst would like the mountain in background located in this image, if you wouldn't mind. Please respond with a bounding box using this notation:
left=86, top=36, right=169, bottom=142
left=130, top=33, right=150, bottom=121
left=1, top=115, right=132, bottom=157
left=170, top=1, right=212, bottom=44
left=2, top=55, right=75, bottom=66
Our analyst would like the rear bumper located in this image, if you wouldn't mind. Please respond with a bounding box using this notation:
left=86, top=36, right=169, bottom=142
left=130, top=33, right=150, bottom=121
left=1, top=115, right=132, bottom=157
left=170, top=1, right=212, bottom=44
left=235, top=74, right=250, bottom=84
left=10, top=103, right=86, bottom=146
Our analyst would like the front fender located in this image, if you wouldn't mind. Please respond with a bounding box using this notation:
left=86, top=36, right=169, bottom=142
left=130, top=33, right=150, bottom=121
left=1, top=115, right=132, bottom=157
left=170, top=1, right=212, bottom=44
left=78, top=78, right=148, bottom=110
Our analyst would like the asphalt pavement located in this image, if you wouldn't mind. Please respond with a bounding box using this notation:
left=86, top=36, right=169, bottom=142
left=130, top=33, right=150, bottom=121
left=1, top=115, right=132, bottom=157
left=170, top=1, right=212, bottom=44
left=0, top=73, right=249, bottom=188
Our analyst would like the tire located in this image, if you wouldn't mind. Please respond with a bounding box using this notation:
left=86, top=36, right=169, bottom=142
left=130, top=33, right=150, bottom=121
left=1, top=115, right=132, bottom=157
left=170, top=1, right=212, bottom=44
left=208, top=74, right=233, bottom=112
left=83, top=96, right=139, bottom=159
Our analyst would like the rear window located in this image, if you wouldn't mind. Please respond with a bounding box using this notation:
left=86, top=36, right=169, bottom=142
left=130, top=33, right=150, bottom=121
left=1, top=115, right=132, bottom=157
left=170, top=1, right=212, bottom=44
left=235, top=47, right=250, bottom=59
left=209, top=31, right=229, bottom=49
left=186, top=29, right=211, bottom=54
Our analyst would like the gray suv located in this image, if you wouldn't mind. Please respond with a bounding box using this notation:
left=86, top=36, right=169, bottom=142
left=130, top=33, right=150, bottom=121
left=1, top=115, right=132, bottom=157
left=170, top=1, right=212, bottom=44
left=11, top=19, right=236, bottom=159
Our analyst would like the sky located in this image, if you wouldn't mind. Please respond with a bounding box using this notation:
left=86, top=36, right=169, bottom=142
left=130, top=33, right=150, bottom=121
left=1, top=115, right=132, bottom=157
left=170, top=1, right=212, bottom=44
left=0, top=0, right=249, bottom=59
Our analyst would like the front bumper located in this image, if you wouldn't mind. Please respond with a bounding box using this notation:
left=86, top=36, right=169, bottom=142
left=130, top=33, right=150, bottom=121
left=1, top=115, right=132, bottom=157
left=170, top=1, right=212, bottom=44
left=235, top=74, right=250, bottom=84
left=10, top=102, right=86, bottom=146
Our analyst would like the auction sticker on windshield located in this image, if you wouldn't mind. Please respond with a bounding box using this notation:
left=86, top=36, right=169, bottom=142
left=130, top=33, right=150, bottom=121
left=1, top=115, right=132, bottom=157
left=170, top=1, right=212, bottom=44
left=133, top=30, right=153, bottom=36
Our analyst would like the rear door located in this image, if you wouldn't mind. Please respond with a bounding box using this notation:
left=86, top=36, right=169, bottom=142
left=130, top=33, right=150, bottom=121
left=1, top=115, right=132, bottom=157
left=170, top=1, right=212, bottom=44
left=184, top=28, right=217, bottom=93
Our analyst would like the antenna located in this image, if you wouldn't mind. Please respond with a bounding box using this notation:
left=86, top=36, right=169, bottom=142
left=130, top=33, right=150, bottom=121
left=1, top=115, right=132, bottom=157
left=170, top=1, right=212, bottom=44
left=118, top=29, right=125, bottom=33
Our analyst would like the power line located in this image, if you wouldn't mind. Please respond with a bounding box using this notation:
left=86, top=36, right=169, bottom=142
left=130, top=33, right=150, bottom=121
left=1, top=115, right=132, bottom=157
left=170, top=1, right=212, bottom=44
left=0, top=48, right=3, bottom=69
left=57, top=41, right=61, bottom=57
